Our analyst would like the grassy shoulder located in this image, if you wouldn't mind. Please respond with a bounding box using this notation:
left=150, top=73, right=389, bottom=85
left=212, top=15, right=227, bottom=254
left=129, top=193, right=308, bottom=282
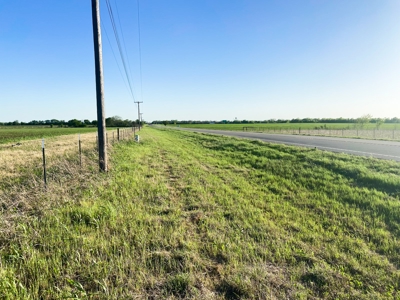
left=1, top=127, right=400, bottom=299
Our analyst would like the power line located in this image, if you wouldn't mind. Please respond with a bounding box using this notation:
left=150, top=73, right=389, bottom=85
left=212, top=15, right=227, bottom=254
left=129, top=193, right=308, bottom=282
left=104, top=0, right=135, bottom=101
left=101, top=20, right=130, bottom=95
left=137, top=0, right=144, bottom=101
left=113, top=0, right=134, bottom=81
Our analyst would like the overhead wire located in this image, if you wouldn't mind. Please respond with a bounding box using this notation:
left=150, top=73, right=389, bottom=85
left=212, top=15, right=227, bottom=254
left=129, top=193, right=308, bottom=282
left=101, top=20, right=130, bottom=96
left=137, top=0, right=144, bottom=101
left=113, top=0, right=134, bottom=82
left=104, top=0, right=135, bottom=101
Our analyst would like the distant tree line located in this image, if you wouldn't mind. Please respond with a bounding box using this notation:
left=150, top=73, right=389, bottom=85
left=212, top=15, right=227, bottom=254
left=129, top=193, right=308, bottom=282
left=0, top=116, right=142, bottom=128
left=153, top=116, right=400, bottom=126
left=105, top=116, right=143, bottom=127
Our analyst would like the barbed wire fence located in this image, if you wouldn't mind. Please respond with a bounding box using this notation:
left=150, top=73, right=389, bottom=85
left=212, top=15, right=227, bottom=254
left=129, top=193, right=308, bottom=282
left=0, top=127, right=140, bottom=190
left=243, top=127, right=400, bottom=141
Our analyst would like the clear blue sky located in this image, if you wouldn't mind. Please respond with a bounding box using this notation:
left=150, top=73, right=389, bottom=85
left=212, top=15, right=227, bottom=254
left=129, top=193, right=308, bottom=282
left=1, top=0, right=399, bottom=122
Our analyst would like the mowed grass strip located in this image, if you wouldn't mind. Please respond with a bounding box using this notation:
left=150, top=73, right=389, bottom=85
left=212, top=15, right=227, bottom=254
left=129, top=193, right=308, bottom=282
left=1, top=127, right=400, bottom=299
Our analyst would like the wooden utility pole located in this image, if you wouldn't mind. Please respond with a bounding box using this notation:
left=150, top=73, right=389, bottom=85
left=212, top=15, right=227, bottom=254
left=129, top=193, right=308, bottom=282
left=135, top=101, right=143, bottom=130
left=91, top=0, right=108, bottom=171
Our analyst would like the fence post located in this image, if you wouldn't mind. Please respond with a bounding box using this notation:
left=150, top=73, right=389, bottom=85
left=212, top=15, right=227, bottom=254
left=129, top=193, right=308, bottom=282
left=42, top=139, right=47, bottom=189
left=117, top=128, right=120, bottom=141
left=79, top=134, right=82, bottom=167
left=113, top=131, right=115, bottom=143
left=299, top=127, right=301, bottom=134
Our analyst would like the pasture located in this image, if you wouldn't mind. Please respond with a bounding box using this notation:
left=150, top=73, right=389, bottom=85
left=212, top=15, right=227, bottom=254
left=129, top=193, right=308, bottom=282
left=0, top=127, right=399, bottom=299
left=0, top=127, right=98, bottom=144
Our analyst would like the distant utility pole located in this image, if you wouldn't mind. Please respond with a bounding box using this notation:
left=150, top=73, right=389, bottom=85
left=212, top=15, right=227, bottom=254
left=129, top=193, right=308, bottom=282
left=135, top=101, right=143, bottom=129
left=91, top=0, right=108, bottom=171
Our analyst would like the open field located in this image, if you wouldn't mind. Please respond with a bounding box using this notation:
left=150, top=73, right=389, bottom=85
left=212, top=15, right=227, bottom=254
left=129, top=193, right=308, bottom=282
left=0, top=127, right=99, bottom=144
left=0, top=127, right=133, bottom=181
left=1, top=127, right=400, bottom=299
left=173, top=123, right=400, bottom=131
left=0, top=131, right=98, bottom=181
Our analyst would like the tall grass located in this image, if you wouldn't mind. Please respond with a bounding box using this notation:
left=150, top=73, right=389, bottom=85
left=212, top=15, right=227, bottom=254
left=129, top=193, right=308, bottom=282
left=0, top=127, right=399, bottom=299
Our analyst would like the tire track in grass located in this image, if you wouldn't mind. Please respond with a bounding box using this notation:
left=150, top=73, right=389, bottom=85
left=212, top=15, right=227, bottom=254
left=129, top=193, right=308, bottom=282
left=155, top=136, right=239, bottom=297
left=151, top=130, right=296, bottom=298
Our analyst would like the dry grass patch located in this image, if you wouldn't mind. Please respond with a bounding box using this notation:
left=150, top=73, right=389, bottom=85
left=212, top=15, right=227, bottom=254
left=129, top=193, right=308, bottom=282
left=0, top=132, right=100, bottom=179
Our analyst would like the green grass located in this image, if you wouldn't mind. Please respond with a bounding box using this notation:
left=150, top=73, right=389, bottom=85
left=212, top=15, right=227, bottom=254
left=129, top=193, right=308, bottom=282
left=0, top=127, right=99, bottom=144
left=1, top=127, right=400, bottom=299
left=172, top=122, right=400, bottom=131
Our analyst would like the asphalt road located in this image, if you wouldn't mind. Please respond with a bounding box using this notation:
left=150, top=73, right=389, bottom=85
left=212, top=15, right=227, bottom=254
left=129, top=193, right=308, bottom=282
left=173, top=127, right=400, bottom=162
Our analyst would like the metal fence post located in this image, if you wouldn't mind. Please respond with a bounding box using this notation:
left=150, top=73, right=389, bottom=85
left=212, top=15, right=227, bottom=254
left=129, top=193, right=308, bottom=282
left=42, top=139, right=47, bottom=189
left=79, top=134, right=82, bottom=167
